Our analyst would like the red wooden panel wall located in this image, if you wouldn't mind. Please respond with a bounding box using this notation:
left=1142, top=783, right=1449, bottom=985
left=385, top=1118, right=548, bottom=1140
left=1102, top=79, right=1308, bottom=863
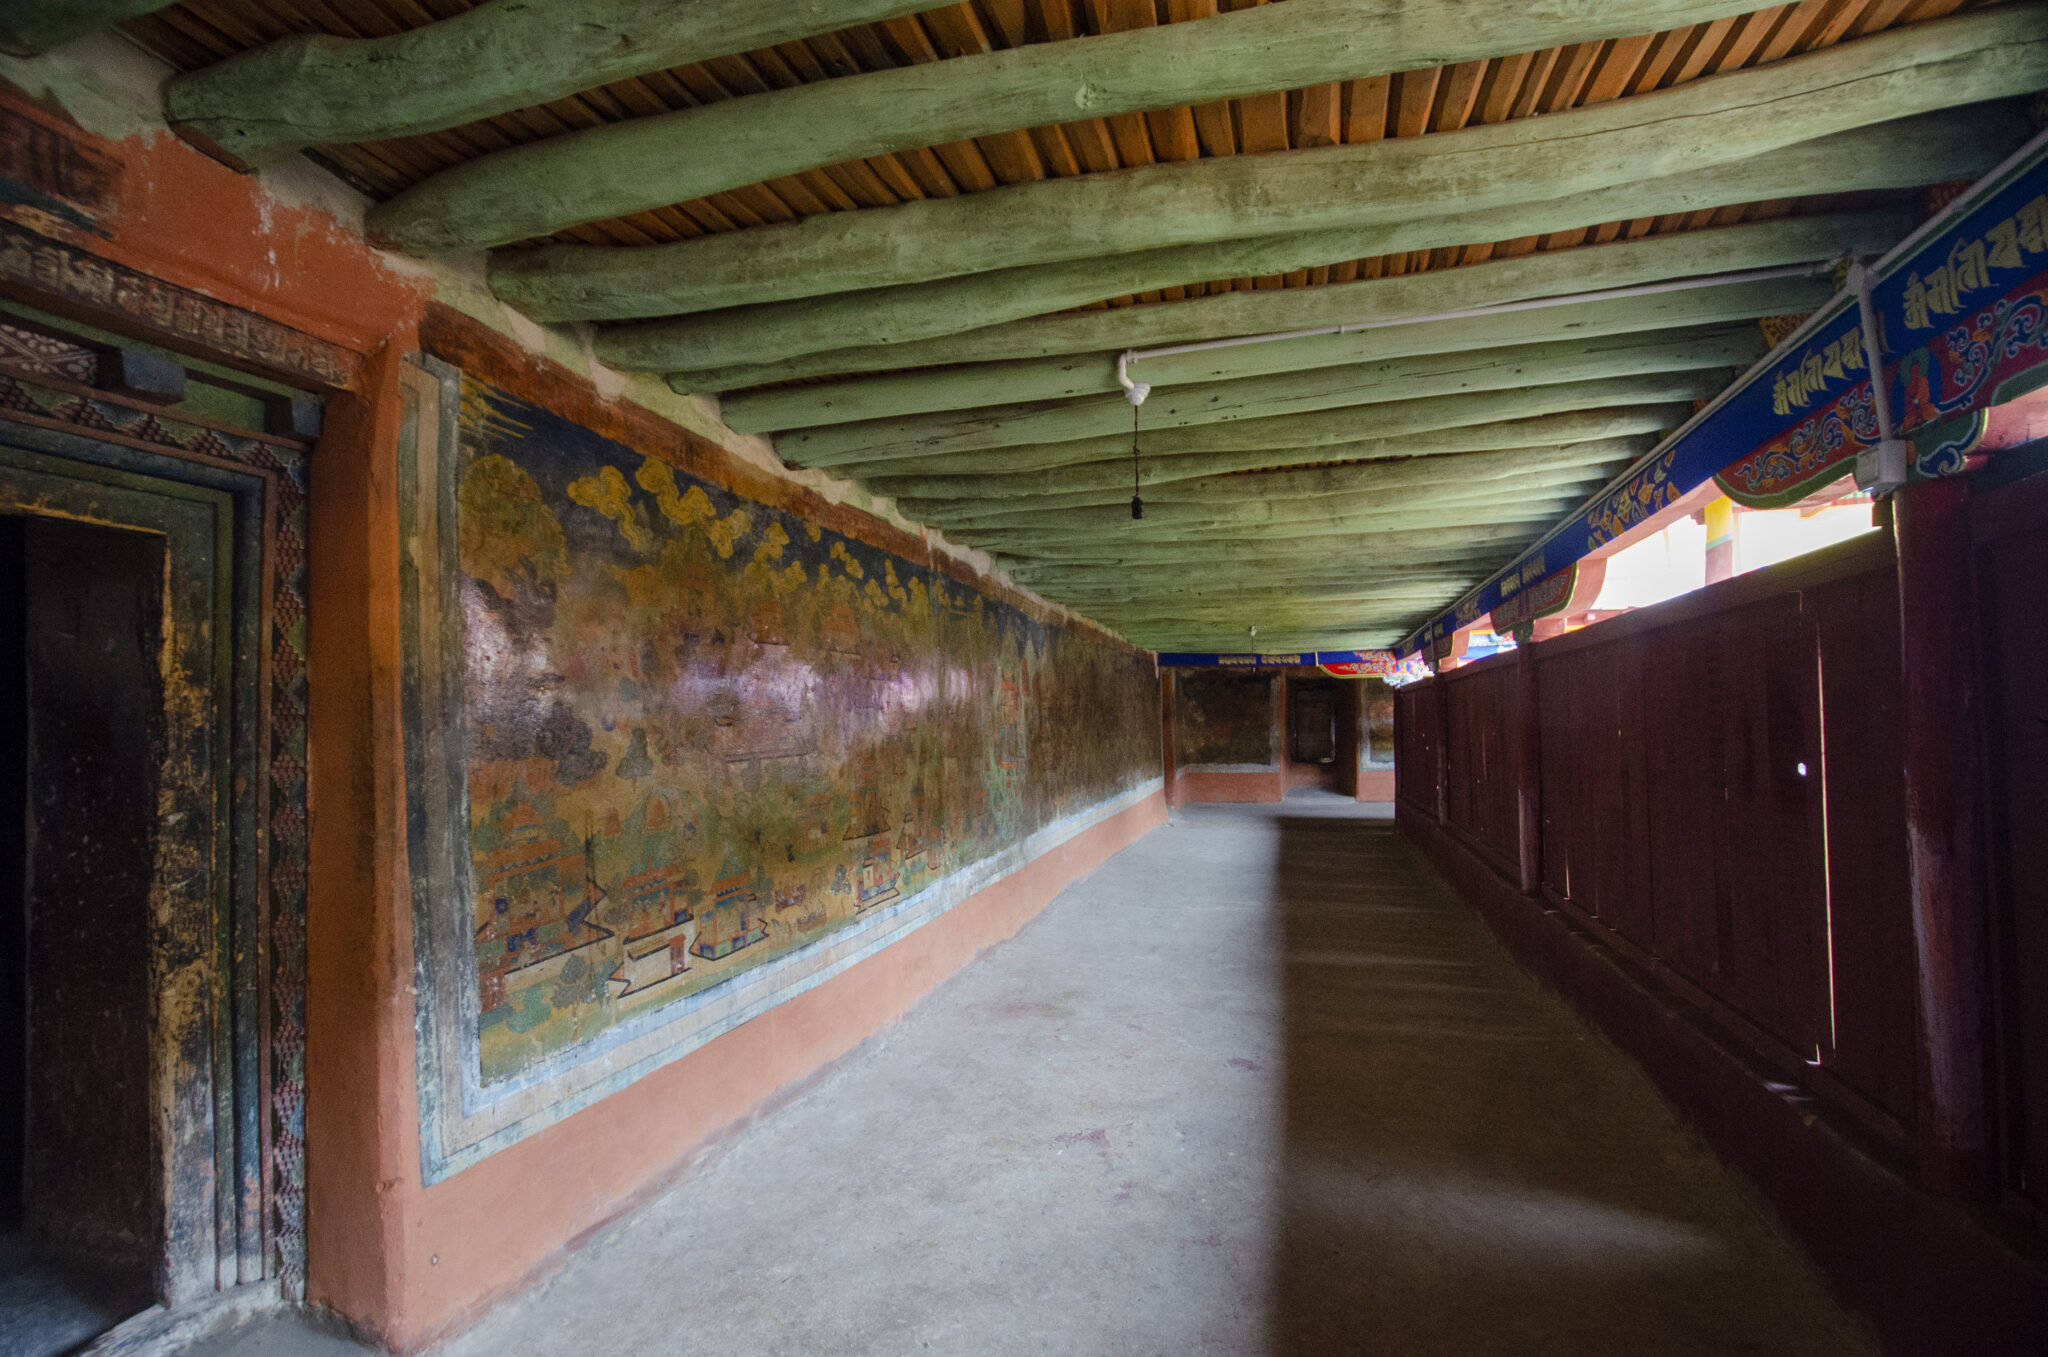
left=1394, top=680, right=1439, bottom=813
left=1398, top=533, right=1919, bottom=1140
left=1440, top=660, right=1521, bottom=878
left=1976, top=474, right=2048, bottom=1215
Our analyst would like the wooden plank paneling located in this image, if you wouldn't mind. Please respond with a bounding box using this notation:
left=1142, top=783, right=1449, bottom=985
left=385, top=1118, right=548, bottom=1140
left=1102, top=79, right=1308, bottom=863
left=1810, top=563, right=1917, bottom=1123
left=1975, top=483, right=2048, bottom=1212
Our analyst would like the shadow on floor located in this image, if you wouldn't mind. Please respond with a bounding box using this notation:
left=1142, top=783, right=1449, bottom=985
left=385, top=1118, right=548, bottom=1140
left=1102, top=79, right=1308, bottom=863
left=0, top=1230, right=153, bottom=1357
left=1265, top=816, right=1869, bottom=1356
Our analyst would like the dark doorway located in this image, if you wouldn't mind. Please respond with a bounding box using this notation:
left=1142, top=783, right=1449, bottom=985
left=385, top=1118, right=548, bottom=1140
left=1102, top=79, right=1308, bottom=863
left=1, top=513, right=163, bottom=1355
left=1289, top=679, right=1337, bottom=764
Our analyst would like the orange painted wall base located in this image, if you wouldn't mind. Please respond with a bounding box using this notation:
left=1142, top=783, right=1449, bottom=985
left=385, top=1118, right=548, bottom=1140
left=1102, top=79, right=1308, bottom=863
left=1357, top=769, right=1396, bottom=801
left=1174, top=769, right=1286, bottom=804
left=365, top=788, right=1167, bottom=1352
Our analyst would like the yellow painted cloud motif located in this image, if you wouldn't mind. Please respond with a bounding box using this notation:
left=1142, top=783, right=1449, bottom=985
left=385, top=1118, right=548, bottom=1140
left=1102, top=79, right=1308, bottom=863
left=566, top=464, right=652, bottom=553
left=458, top=454, right=565, bottom=597
left=635, top=457, right=750, bottom=557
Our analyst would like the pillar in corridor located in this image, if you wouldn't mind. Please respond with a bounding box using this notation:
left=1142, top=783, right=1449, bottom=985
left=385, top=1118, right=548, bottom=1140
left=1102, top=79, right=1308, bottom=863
left=1891, top=474, right=1993, bottom=1198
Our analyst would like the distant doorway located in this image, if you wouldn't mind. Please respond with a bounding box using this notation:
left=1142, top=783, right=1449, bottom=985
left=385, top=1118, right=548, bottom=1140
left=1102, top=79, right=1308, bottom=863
left=1286, top=678, right=1344, bottom=794
left=2, top=514, right=163, bottom=1353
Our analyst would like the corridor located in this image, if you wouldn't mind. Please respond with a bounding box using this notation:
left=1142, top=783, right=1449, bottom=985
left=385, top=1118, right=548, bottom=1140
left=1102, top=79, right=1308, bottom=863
left=436, top=796, right=1869, bottom=1357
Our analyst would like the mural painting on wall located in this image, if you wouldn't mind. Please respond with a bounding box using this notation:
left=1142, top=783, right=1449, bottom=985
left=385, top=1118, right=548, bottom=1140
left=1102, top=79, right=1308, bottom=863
left=1174, top=671, right=1275, bottom=766
left=450, top=377, right=1158, bottom=1083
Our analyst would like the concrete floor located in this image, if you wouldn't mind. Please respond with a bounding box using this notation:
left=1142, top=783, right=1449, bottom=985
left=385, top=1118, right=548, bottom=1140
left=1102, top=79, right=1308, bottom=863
left=414, top=793, right=1871, bottom=1357
left=0, top=1230, right=155, bottom=1357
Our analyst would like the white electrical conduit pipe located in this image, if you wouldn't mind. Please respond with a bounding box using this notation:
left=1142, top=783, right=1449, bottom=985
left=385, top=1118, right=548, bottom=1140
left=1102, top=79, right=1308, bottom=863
left=1112, top=258, right=1836, bottom=407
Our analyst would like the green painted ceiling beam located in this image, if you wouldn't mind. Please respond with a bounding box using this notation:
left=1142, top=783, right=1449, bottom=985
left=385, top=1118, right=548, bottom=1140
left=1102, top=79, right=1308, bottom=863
left=918, top=440, right=1629, bottom=518
left=1053, top=579, right=1499, bottom=605
left=637, top=103, right=2011, bottom=386
left=0, top=0, right=176, bottom=56
left=365, top=0, right=1768, bottom=251
left=904, top=437, right=1647, bottom=521
left=992, top=522, right=1552, bottom=571
left=867, top=424, right=1658, bottom=504
left=824, top=371, right=1719, bottom=479
left=961, top=498, right=1593, bottom=551
left=782, top=327, right=1755, bottom=465
left=164, top=1, right=938, bottom=169
left=907, top=467, right=1609, bottom=536
left=720, top=259, right=1842, bottom=435
left=869, top=404, right=1689, bottom=481
left=942, top=490, right=1597, bottom=549
left=527, top=13, right=2046, bottom=329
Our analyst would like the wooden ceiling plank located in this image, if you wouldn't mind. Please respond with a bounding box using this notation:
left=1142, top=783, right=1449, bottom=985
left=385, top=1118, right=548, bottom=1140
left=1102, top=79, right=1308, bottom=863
left=890, top=147, right=966, bottom=199
left=1038, top=0, right=1081, bottom=41
left=1719, top=7, right=1793, bottom=69
left=1392, top=67, right=1441, bottom=137
left=976, top=0, right=1033, bottom=46
left=928, top=140, right=1002, bottom=192
left=817, top=378, right=1715, bottom=479
left=359, top=0, right=1788, bottom=252
left=1293, top=84, right=1344, bottom=147
left=780, top=328, right=1757, bottom=464
left=1431, top=60, right=1489, bottom=131
left=1507, top=47, right=1564, bottom=119
left=718, top=261, right=1835, bottom=431
left=167, top=0, right=942, bottom=162
left=624, top=109, right=1992, bottom=386
left=1028, top=124, right=1086, bottom=177
left=1059, top=117, right=1125, bottom=172
left=863, top=421, right=1671, bottom=501
left=496, top=20, right=2043, bottom=323
left=1539, top=41, right=1602, bottom=111
left=1583, top=35, right=1658, bottom=103
left=1344, top=74, right=1392, bottom=140
left=1848, top=0, right=1922, bottom=35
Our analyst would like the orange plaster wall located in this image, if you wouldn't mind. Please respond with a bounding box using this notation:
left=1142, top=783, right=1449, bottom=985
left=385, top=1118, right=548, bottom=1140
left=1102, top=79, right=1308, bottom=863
left=1357, top=769, right=1397, bottom=801
left=1176, top=768, right=1286, bottom=804
left=1, top=91, right=428, bottom=353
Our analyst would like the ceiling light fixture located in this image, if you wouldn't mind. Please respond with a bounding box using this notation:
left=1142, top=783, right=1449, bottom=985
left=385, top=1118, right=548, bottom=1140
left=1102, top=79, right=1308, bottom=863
left=1117, top=350, right=1151, bottom=522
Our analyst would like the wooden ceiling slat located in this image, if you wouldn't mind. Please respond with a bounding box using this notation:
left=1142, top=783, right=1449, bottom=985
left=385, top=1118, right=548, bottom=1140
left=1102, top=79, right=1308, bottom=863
left=1392, top=67, right=1440, bottom=137
left=891, top=147, right=967, bottom=199
left=976, top=0, right=1031, bottom=47
left=1290, top=84, right=1342, bottom=148
left=1583, top=35, right=1658, bottom=103
left=816, top=159, right=908, bottom=209
left=1850, top=0, right=1923, bottom=35
left=1235, top=91, right=1290, bottom=154
left=1539, top=42, right=1602, bottom=111
left=1027, top=124, right=1084, bottom=177
left=1059, top=117, right=1124, bottom=173
left=863, top=155, right=932, bottom=203
left=1093, top=1, right=1166, bottom=165
left=1470, top=55, right=1526, bottom=125
left=1344, top=74, right=1392, bottom=140
left=1038, top=0, right=1080, bottom=41
left=1506, top=48, right=1563, bottom=120
left=1431, top=59, right=1489, bottom=131
left=929, top=140, right=1001, bottom=192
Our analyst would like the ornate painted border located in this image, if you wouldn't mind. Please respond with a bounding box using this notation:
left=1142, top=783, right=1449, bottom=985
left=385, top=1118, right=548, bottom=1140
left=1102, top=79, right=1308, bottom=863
left=0, top=360, right=313, bottom=1295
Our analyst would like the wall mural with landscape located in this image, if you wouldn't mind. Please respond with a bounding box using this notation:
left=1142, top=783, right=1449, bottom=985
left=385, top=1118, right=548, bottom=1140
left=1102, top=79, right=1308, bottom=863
left=441, top=376, right=1160, bottom=1087
left=1174, top=671, right=1276, bottom=767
